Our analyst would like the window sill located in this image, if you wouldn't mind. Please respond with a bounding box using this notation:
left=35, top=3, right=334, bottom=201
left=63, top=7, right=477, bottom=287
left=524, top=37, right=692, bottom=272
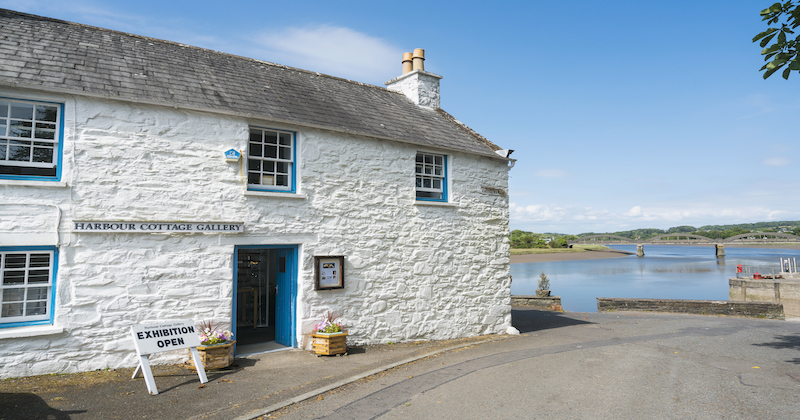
left=245, top=190, right=307, bottom=199
left=0, top=325, right=64, bottom=339
left=415, top=200, right=458, bottom=207
left=0, top=179, right=68, bottom=188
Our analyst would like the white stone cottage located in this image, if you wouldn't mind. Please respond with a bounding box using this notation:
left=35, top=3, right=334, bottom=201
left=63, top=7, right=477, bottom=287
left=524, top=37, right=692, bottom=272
left=0, top=9, right=513, bottom=378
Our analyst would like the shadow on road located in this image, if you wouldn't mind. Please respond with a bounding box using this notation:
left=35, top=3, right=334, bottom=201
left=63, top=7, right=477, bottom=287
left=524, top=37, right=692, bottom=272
left=753, top=333, right=800, bottom=364
left=512, top=306, right=594, bottom=333
left=0, top=392, right=86, bottom=419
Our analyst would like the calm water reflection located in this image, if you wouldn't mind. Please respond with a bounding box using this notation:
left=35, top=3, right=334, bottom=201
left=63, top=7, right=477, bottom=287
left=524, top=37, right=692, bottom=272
left=510, top=245, right=800, bottom=313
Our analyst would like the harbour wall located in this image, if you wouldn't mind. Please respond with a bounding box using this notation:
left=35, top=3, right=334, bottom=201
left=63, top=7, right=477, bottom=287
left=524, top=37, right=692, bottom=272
left=597, top=297, right=784, bottom=320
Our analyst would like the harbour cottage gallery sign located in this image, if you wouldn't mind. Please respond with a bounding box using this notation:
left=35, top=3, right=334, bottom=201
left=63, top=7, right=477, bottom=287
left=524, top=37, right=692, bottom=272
left=73, top=221, right=244, bottom=233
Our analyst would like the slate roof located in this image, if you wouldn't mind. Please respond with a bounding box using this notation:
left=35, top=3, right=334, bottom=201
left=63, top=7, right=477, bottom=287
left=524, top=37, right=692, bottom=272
left=0, top=9, right=503, bottom=158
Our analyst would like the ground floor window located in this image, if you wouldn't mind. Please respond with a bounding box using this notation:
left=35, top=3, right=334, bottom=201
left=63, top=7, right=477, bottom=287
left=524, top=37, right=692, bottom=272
left=0, top=247, right=56, bottom=327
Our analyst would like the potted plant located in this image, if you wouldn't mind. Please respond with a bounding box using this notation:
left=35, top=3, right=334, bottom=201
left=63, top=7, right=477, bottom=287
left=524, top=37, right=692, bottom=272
left=310, top=312, right=347, bottom=356
left=536, top=272, right=551, bottom=297
left=188, top=320, right=236, bottom=370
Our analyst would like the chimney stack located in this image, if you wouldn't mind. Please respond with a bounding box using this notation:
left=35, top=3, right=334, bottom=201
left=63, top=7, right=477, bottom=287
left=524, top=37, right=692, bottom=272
left=402, top=52, right=413, bottom=74
left=386, top=48, right=442, bottom=109
left=412, top=48, right=425, bottom=71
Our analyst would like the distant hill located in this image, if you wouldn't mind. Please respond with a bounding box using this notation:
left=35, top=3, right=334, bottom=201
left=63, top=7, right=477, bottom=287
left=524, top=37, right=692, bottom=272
left=511, top=221, right=800, bottom=248
left=697, top=221, right=800, bottom=231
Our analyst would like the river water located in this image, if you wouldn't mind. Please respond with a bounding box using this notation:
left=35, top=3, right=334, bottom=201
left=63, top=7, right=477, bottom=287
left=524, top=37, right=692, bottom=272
left=510, top=245, right=800, bottom=313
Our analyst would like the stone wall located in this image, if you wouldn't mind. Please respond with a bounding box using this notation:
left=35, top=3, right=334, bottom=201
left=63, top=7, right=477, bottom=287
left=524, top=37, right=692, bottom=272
left=597, top=297, right=784, bottom=320
left=510, top=295, right=562, bottom=311
left=729, top=277, right=800, bottom=319
left=0, top=86, right=512, bottom=378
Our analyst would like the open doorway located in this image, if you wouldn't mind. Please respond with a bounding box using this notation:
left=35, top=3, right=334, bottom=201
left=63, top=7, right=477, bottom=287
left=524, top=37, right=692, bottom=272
left=235, top=246, right=296, bottom=355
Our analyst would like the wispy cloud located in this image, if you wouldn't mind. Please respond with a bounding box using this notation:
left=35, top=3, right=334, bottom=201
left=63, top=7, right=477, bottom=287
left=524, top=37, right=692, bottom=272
left=252, top=25, right=401, bottom=83
left=763, top=157, right=790, bottom=167
left=535, top=169, right=569, bottom=178
left=738, top=93, right=777, bottom=119
left=626, top=206, right=643, bottom=217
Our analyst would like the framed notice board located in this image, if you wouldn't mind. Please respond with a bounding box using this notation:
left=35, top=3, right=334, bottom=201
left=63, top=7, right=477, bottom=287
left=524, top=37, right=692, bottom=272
left=315, top=256, right=344, bottom=290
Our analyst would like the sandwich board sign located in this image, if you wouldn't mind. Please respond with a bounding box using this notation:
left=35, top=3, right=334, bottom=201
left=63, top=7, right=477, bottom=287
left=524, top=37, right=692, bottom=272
left=130, top=319, right=208, bottom=395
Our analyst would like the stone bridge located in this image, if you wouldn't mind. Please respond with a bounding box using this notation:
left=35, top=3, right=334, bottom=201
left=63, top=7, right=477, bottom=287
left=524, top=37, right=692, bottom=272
left=568, top=232, right=800, bottom=257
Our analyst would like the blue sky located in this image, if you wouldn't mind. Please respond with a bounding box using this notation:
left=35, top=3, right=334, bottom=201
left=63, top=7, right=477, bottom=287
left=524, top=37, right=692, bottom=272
left=4, top=1, right=798, bottom=234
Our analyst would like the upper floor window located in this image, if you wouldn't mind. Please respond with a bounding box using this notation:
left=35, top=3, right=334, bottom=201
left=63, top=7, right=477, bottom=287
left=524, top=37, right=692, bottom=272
left=247, top=127, right=295, bottom=192
left=0, top=247, right=57, bottom=328
left=0, top=98, right=63, bottom=180
left=415, top=152, right=447, bottom=201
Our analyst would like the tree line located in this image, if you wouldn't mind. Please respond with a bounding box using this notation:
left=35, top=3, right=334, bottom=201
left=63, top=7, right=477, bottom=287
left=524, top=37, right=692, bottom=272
left=511, top=221, right=800, bottom=249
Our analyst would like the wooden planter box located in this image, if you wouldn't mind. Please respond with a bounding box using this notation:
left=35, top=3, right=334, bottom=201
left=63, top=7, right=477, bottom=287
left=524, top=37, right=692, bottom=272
left=311, top=331, right=348, bottom=355
left=188, top=340, right=236, bottom=370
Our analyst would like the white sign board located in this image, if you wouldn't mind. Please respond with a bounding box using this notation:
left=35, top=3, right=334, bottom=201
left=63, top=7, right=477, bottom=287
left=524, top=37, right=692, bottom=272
left=130, top=320, right=208, bottom=395
left=131, top=320, right=201, bottom=355
left=73, top=221, right=244, bottom=234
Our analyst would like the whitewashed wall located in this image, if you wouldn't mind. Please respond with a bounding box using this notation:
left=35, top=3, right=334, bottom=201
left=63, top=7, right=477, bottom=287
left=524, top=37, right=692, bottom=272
left=0, top=87, right=511, bottom=379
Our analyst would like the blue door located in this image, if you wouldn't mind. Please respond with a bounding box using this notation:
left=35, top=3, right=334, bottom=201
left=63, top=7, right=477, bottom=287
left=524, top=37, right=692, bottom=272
left=274, top=248, right=295, bottom=347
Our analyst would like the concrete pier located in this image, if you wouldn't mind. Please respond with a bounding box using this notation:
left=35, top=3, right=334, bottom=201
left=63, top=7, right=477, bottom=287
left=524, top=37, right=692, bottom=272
left=715, top=244, right=725, bottom=257
left=730, top=276, right=800, bottom=318
left=636, top=244, right=644, bottom=257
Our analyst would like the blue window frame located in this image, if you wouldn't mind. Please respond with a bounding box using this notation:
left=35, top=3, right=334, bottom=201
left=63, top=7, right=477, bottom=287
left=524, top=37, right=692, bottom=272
left=0, top=246, right=58, bottom=328
left=247, top=127, right=296, bottom=192
left=415, top=152, right=447, bottom=201
left=0, top=97, right=64, bottom=181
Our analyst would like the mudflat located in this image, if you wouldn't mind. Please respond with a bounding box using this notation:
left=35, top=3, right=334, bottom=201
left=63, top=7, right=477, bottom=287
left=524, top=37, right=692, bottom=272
left=510, top=249, right=633, bottom=263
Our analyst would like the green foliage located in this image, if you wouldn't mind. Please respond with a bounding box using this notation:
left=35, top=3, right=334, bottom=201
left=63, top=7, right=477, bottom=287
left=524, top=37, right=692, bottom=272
left=753, top=1, right=800, bottom=79
left=548, top=236, right=571, bottom=248
left=666, top=225, right=697, bottom=234
left=510, top=229, right=548, bottom=248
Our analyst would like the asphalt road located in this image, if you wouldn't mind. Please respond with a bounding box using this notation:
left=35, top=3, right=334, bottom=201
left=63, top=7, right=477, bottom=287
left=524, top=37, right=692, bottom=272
left=268, top=308, right=800, bottom=419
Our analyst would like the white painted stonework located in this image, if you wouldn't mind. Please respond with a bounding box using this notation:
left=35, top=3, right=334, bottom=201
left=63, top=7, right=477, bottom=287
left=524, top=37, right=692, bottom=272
left=0, top=86, right=511, bottom=379
left=385, top=70, right=443, bottom=109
